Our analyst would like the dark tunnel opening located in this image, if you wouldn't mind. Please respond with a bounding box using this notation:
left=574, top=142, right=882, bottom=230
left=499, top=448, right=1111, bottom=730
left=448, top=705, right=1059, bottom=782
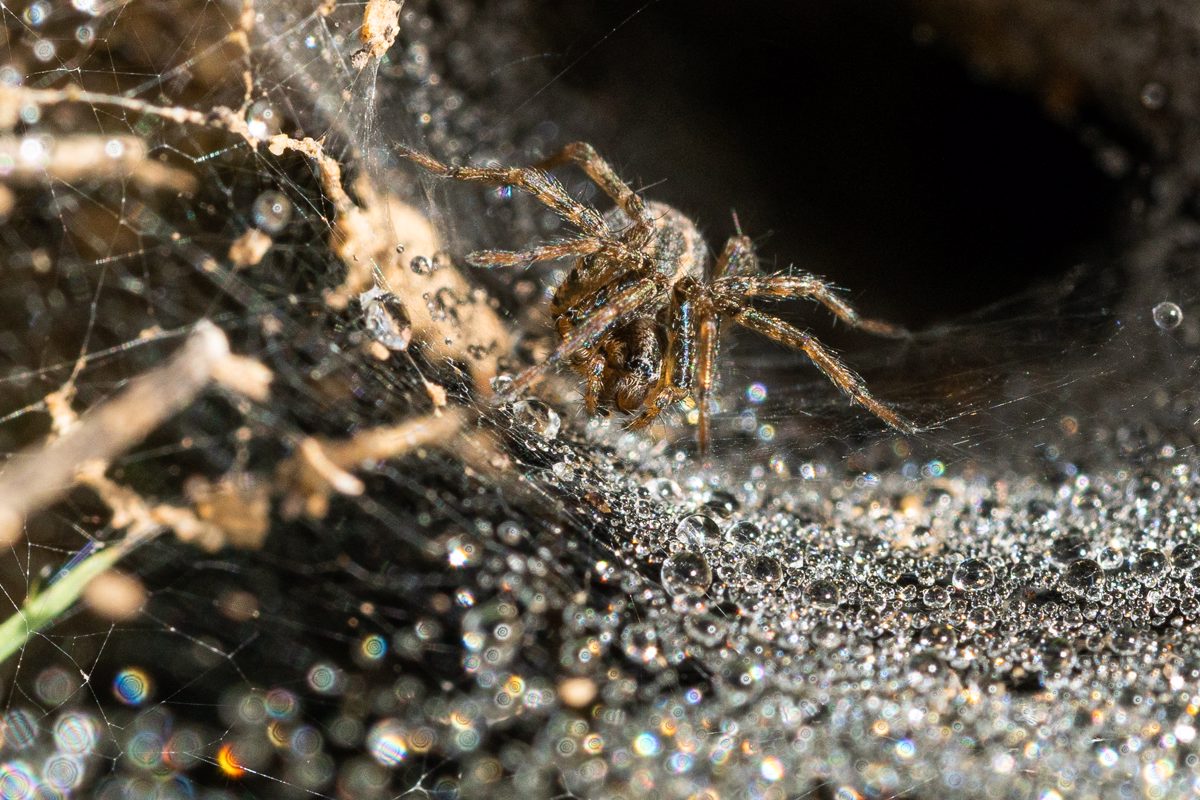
left=535, top=0, right=1129, bottom=330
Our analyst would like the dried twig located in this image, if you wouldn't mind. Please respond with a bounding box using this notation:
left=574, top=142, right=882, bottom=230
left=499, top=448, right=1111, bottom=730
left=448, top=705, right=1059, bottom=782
left=0, top=321, right=270, bottom=544
left=0, top=135, right=198, bottom=193
left=278, top=407, right=465, bottom=518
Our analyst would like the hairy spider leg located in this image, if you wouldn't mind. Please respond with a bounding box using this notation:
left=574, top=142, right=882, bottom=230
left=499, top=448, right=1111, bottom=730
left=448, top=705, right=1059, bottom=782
left=690, top=236, right=756, bottom=452
left=711, top=235, right=756, bottom=280
left=536, top=141, right=656, bottom=236
left=467, top=237, right=603, bottom=269
left=554, top=311, right=609, bottom=412
left=715, top=274, right=909, bottom=339
left=626, top=285, right=696, bottom=431
left=717, top=302, right=916, bottom=433
left=507, top=275, right=663, bottom=396
left=398, top=145, right=606, bottom=235
left=397, top=145, right=645, bottom=271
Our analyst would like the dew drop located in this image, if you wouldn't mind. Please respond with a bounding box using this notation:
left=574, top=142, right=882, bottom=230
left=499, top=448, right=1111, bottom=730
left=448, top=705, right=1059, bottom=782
left=703, top=490, right=739, bottom=519
left=723, top=521, right=762, bottom=553
left=645, top=478, right=684, bottom=500
left=683, top=612, right=727, bottom=649
left=252, top=190, right=292, bottom=234
left=511, top=399, right=561, bottom=439
left=1062, top=558, right=1103, bottom=599
left=742, top=555, right=784, bottom=588
left=1171, top=543, right=1200, bottom=573
left=921, top=585, right=950, bottom=609
left=1140, top=81, right=1168, bottom=110
left=1049, top=532, right=1089, bottom=566
left=245, top=99, right=281, bottom=140
left=805, top=578, right=840, bottom=610
left=410, top=255, right=432, bottom=275
left=675, top=514, right=720, bottom=549
left=951, top=558, right=995, bottom=592
left=1152, top=301, right=1182, bottom=330
left=1107, top=626, right=1138, bottom=655
left=661, top=551, right=712, bottom=598
left=1133, top=549, right=1168, bottom=584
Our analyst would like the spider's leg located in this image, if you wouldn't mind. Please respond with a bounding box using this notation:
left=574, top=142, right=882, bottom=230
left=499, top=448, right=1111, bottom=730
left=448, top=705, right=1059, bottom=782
left=397, top=145, right=607, bottom=237
left=625, top=287, right=694, bottom=429
left=711, top=234, right=756, bottom=280
left=693, top=308, right=720, bottom=454
left=504, top=275, right=662, bottom=397
left=715, top=274, right=908, bottom=338
left=723, top=304, right=916, bottom=433
left=536, top=142, right=655, bottom=233
left=573, top=348, right=608, bottom=413
left=467, top=237, right=603, bottom=269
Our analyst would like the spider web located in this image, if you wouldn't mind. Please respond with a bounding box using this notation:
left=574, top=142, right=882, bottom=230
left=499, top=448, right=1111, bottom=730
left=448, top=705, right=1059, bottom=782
left=0, top=1, right=1199, bottom=799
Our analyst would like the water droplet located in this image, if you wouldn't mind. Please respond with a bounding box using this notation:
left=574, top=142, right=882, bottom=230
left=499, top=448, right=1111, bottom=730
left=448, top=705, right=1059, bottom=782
left=252, top=190, right=292, bottom=234
left=675, top=514, right=720, bottom=549
left=511, top=399, right=561, bottom=439
left=1171, top=543, right=1200, bottom=573
left=246, top=99, right=281, bottom=140
left=683, top=612, right=727, bottom=649
left=366, top=719, right=408, bottom=767
left=661, top=551, right=712, bottom=598
left=1152, top=301, right=1182, bottom=330
left=952, top=558, right=995, bottom=592
left=723, top=521, right=761, bottom=553
left=1140, top=81, right=1168, bottom=110
left=915, top=623, right=957, bottom=650
left=805, top=578, right=839, bottom=610
left=490, top=374, right=514, bottom=394
left=1097, top=546, right=1125, bottom=570
left=1040, top=637, right=1075, bottom=674
left=1134, top=549, right=1168, bottom=584
left=410, top=255, right=432, bottom=275
left=358, top=287, right=411, bottom=351
left=921, top=585, right=950, bottom=609
left=1107, top=626, right=1138, bottom=655
left=742, top=555, right=783, bottom=588
left=703, top=490, right=739, bottom=519
left=1062, top=558, right=1103, bottom=599
left=1049, top=532, right=1089, bottom=566
left=645, top=478, right=683, bottom=500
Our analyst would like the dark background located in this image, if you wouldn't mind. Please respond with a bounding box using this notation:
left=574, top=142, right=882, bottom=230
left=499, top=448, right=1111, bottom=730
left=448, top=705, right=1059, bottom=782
left=531, top=0, right=1128, bottom=329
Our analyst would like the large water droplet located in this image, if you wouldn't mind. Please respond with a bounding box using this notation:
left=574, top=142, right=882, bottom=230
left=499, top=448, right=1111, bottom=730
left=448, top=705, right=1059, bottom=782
left=252, top=190, right=292, bottom=234
left=675, top=514, right=720, bottom=549
left=952, top=558, right=995, bottom=592
left=1152, top=301, right=1182, bottom=330
left=742, top=555, right=783, bottom=588
left=511, top=399, right=561, bottom=439
left=1062, top=558, right=1103, bottom=599
left=661, top=551, right=712, bottom=598
left=1134, top=549, right=1168, bottom=584
left=723, top=521, right=761, bottom=553
left=1049, top=532, right=1089, bottom=566
left=805, top=578, right=839, bottom=610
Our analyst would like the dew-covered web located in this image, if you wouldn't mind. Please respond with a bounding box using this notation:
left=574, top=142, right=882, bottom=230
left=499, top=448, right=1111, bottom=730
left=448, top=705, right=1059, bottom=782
left=2, top=1, right=1200, bottom=799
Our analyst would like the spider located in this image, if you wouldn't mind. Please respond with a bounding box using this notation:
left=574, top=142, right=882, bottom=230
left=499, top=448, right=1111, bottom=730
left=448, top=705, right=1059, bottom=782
left=398, top=141, right=915, bottom=451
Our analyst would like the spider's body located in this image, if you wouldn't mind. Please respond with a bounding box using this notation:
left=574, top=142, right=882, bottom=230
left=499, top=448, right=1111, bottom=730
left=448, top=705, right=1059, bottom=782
left=399, top=142, right=913, bottom=451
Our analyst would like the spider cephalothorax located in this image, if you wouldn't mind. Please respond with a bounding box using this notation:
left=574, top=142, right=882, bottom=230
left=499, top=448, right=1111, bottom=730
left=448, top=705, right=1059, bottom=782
left=398, top=142, right=914, bottom=451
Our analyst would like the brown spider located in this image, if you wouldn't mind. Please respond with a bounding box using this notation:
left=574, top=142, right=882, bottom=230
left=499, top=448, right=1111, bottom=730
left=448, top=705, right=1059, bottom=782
left=398, top=142, right=915, bottom=451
